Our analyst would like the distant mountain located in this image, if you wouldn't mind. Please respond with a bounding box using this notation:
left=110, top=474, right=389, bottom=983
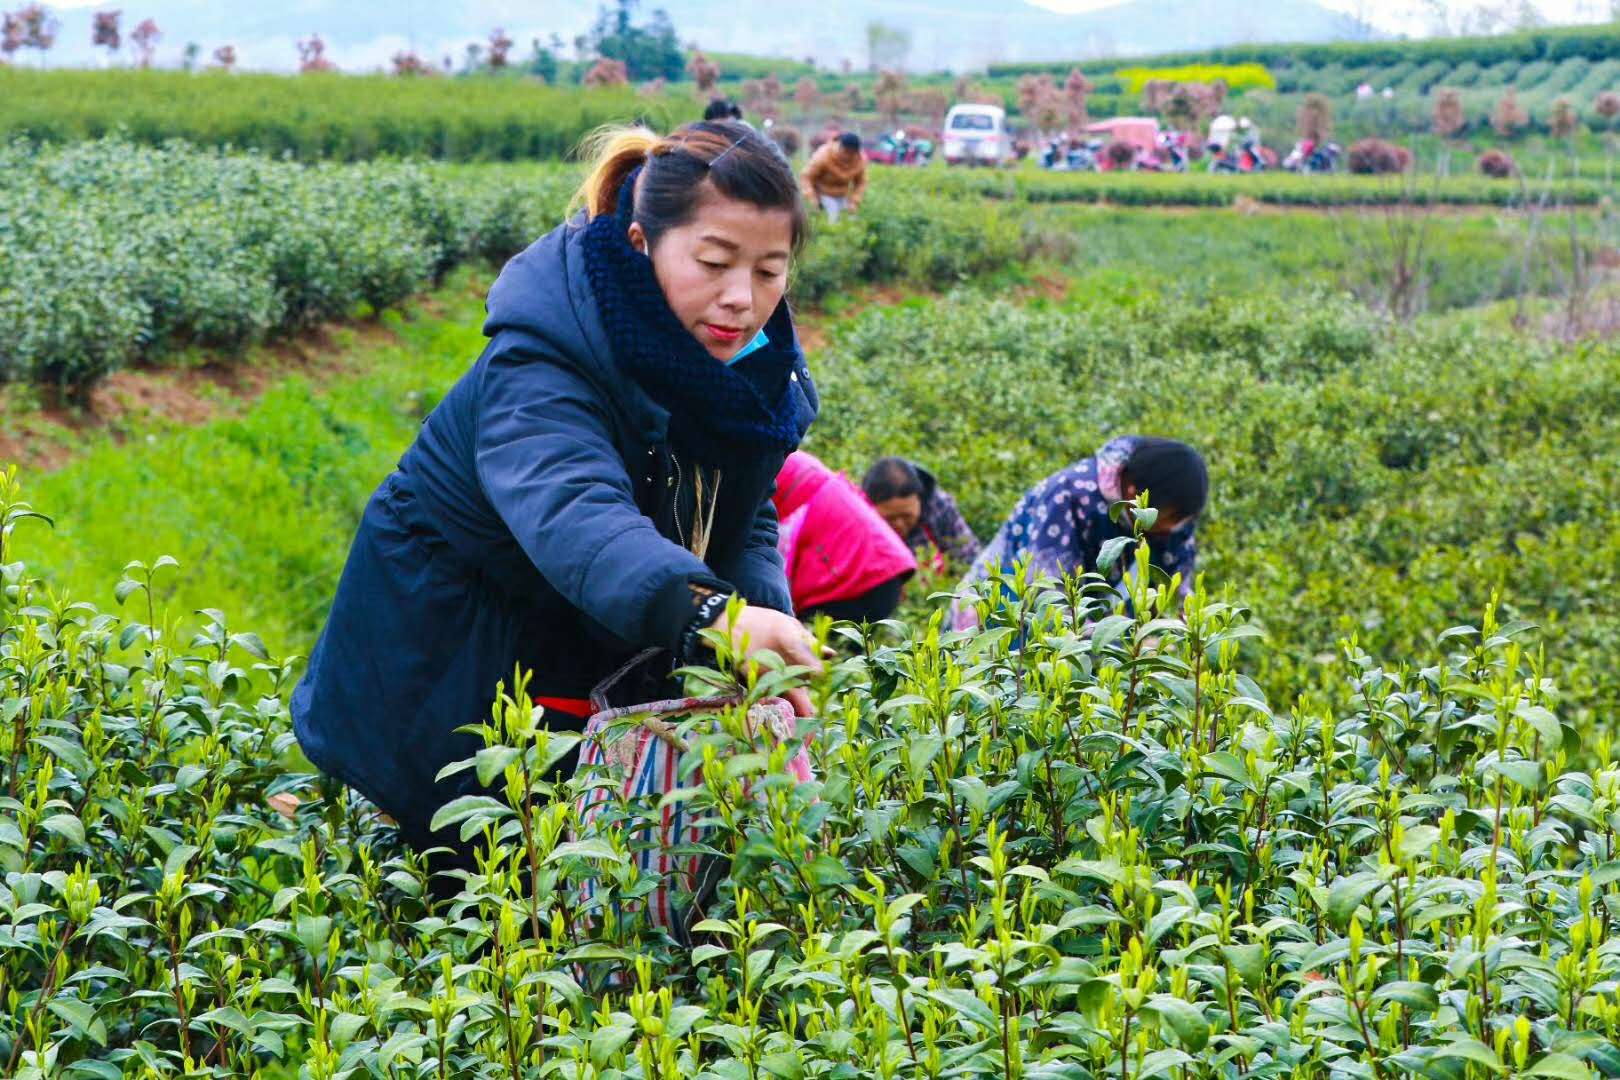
left=38, top=0, right=1374, bottom=73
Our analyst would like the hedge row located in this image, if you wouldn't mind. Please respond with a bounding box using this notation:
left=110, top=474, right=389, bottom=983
left=884, top=166, right=1608, bottom=207
left=990, top=22, right=1620, bottom=77
left=0, top=144, right=1049, bottom=390
left=0, top=69, right=670, bottom=161
left=806, top=288, right=1620, bottom=719
left=0, top=142, right=582, bottom=388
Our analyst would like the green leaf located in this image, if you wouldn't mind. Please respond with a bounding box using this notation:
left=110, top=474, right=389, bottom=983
left=1371, top=981, right=1439, bottom=1012
left=1202, top=751, right=1251, bottom=788
left=474, top=746, right=522, bottom=787
left=925, top=987, right=998, bottom=1033
left=1523, top=1053, right=1593, bottom=1079
left=907, top=735, right=945, bottom=776
left=759, top=1051, right=805, bottom=1080
left=544, top=839, right=625, bottom=865
left=1398, top=825, right=1442, bottom=862
left=32, top=736, right=90, bottom=778
left=588, top=1022, right=636, bottom=1068
left=427, top=795, right=513, bottom=833
left=1148, top=995, right=1209, bottom=1052
left=48, top=997, right=104, bottom=1044
left=1326, top=872, right=1384, bottom=929
left=1516, top=703, right=1562, bottom=746
left=41, top=814, right=86, bottom=847
left=1097, top=535, right=1135, bottom=572
left=806, top=853, right=853, bottom=886
left=1429, top=1037, right=1502, bottom=1071
left=1221, top=943, right=1264, bottom=989
left=1490, top=758, right=1544, bottom=791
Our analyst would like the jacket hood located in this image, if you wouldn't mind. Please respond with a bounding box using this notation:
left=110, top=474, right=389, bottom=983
left=484, top=218, right=611, bottom=373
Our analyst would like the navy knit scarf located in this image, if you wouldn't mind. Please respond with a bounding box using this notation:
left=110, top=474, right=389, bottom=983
left=582, top=170, right=806, bottom=465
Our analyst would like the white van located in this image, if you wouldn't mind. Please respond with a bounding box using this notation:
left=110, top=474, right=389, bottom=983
left=942, top=104, right=1011, bottom=166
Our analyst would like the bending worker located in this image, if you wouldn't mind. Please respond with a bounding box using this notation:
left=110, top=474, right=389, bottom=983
left=800, top=132, right=867, bottom=223
left=291, top=119, right=821, bottom=883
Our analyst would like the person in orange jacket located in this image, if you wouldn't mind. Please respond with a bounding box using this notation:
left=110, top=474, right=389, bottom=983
left=800, top=133, right=867, bottom=224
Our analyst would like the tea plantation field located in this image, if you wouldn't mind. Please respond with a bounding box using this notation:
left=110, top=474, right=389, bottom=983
left=4, top=143, right=1620, bottom=1078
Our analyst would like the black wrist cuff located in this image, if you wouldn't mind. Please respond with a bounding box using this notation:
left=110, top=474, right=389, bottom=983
left=680, top=590, right=733, bottom=661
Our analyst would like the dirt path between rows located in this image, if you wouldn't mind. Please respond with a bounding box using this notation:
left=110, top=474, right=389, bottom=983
left=0, top=280, right=481, bottom=474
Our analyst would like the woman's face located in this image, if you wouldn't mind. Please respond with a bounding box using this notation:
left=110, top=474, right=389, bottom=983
left=873, top=494, right=922, bottom=538
left=629, top=192, right=794, bottom=362
left=1121, top=483, right=1188, bottom=539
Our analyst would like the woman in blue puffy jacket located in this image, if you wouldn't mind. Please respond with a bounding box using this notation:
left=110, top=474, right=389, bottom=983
left=291, top=120, right=821, bottom=871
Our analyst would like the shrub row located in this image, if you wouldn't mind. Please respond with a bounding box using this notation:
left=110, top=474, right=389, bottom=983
left=990, top=22, right=1620, bottom=77
left=0, top=144, right=1052, bottom=390
left=883, top=166, right=1607, bottom=207
left=0, top=141, right=580, bottom=388
left=0, top=69, right=668, bottom=162
left=6, top=461, right=1620, bottom=1076
left=805, top=288, right=1620, bottom=721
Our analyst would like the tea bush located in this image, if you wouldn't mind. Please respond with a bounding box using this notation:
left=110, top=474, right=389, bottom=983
left=0, top=140, right=577, bottom=389
left=882, top=168, right=1607, bottom=208
left=803, top=289, right=1620, bottom=722
left=0, top=143, right=1047, bottom=390
left=0, top=69, right=661, bottom=162
left=7, top=465, right=1620, bottom=1077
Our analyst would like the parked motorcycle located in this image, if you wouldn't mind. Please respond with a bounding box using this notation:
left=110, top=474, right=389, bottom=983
left=1210, top=134, right=1267, bottom=173
left=1139, top=130, right=1190, bottom=173
left=1040, top=136, right=1102, bottom=172
left=866, top=130, right=933, bottom=167
left=1282, top=139, right=1341, bottom=174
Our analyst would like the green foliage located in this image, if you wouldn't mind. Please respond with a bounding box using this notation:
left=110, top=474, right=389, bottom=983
left=700, top=51, right=817, bottom=83
left=989, top=22, right=1620, bottom=78
left=0, top=140, right=578, bottom=388
left=586, top=0, right=684, bottom=82
left=881, top=164, right=1607, bottom=208
left=793, top=190, right=1033, bottom=305
left=803, top=288, right=1620, bottom=721
left=0, top=69, right=662, bottom=161
left=7, top=457, right=1620, bottom=1076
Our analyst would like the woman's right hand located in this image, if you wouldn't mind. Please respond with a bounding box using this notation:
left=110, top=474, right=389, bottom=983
left=710, top=605, right=821, bottom=719
left=709, top=604, right=824, bottom=676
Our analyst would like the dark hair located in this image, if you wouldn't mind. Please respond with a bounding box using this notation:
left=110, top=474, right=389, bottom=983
left=1121, top=437, right=1208, bottom=519
left=704, top=98, right=744, bottom=121
left=862, top=456, right=924, bottom=504
left=838, top=132, right=862, bottom=152
left=576, top=119, right=809, bottom=255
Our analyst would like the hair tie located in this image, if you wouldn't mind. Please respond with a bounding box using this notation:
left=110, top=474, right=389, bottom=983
left=615, top=165, right=643, bottom=224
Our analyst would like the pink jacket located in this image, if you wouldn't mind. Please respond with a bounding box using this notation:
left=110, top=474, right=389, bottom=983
left=773, top=451, right=917, bottom=613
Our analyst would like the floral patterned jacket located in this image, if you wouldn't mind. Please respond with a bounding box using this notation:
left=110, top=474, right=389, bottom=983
left=950, top=437, right=1199, bottom=628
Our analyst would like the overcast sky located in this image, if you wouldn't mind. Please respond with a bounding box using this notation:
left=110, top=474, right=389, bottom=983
left=1031, top=0, right=1614, bottom=34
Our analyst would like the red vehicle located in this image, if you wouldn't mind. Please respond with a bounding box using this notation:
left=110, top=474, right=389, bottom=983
left=863, top=129, right=933, bottom=166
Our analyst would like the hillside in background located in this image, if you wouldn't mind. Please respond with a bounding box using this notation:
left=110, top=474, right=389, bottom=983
left=38, top=0, right=1370, bottom=72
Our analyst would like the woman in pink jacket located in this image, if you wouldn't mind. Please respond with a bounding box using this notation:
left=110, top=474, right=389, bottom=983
left=773, top=451, right=917, bottom=622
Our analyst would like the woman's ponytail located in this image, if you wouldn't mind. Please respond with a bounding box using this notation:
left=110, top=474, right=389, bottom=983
left=573, top=126, right=664, bottom=218
left=571, top=119, right=808, bottom=253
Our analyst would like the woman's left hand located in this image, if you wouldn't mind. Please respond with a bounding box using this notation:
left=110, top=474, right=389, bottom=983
left=783, top=687, right=814, bottom=717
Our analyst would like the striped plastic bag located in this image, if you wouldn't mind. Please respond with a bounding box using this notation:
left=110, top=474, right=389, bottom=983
left=573, top=695, right=813, bottom=931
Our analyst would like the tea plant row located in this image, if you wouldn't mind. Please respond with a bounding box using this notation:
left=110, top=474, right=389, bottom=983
left=884, top=166, right=1610, bottom=208
left=0, top=141, right=1033, bottom=390
left=4, top=465, right=1619, bottom=1077
left=804, top=286, right=1620, bottom=724
left=0, top=69, right=661, bottom=162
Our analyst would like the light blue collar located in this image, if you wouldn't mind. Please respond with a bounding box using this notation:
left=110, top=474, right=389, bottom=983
left=727, top=328, right=769, bottom=365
